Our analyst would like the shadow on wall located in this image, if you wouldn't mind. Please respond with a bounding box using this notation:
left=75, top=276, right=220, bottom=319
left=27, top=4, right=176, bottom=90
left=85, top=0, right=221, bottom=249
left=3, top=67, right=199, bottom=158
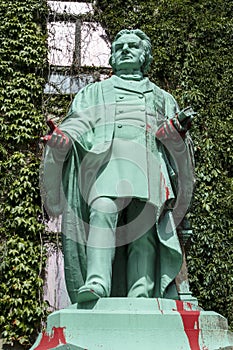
left=44, top=242, right=71, bottom=311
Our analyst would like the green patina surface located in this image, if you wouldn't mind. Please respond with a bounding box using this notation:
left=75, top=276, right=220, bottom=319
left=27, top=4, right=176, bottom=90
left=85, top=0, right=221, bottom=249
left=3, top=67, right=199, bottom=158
left=42, top=30, right=195, bottom=305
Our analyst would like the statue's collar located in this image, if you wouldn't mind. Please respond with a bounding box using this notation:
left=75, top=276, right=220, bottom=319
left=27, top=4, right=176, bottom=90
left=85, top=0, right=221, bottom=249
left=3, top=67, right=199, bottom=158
left=115, top=70, right=143, bottom=81
left=110, top=75, right=153, bottom=93
left=117, top=74, right=143, bottom=81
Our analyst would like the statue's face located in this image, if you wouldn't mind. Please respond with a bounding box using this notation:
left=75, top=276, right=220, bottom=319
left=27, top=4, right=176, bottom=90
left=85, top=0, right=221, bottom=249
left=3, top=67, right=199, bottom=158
left=112, top=34, right=145, bottom=72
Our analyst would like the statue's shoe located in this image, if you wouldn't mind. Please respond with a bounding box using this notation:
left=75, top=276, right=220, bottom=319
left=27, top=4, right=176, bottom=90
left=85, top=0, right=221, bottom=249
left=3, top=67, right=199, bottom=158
left=77, top=282, right=106, bottom=303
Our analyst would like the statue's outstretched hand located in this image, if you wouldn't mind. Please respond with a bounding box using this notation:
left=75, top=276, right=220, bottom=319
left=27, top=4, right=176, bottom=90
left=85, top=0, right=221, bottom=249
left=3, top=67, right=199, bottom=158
left=156, top=119, right=182, bottom=141
left=156, top=107, right=196, bottom=141
left=40, top=120, right=71, bottom=150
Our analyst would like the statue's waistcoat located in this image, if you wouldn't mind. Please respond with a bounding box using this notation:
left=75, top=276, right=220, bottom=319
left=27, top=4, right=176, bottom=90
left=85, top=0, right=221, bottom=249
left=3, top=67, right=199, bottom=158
left=88, top=76, right=174, bottom=206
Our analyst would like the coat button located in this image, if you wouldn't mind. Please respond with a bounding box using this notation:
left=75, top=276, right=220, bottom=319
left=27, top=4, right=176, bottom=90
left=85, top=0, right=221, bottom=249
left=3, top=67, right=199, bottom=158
left=138, top=95, right=144, bottom=99
left=117, top=124, right=123, bottom=128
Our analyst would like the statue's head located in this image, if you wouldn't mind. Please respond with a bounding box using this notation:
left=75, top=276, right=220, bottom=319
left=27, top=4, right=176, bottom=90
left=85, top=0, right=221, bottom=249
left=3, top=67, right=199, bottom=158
left=109, top=29, right=153, bottom=75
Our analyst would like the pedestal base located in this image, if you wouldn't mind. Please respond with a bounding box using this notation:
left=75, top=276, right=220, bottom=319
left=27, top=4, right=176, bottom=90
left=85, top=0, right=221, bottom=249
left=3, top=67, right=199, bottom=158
left=30, top=298, right=233, bottom=350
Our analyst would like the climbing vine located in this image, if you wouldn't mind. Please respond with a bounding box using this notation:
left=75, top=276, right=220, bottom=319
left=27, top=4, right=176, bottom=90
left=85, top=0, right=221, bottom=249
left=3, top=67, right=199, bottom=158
left=0, top=0, right=48, bottom=347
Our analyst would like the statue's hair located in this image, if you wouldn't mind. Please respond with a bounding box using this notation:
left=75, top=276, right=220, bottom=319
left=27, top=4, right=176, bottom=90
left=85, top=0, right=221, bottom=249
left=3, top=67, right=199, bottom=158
left=109, top=29, right=153, bottom=74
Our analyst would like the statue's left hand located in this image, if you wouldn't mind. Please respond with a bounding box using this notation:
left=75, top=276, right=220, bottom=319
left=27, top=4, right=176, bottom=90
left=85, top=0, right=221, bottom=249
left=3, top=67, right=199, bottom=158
left=156, top=107, right=195, bottom=141
left=156, top=119, right=183, bottom=141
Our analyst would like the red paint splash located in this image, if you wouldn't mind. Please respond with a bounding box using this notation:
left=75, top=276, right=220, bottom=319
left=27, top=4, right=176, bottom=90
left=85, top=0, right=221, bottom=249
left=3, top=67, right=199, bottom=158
left=165, top=185, right=170, bottom=200
left=156, top=298, right=164, bottom=314
left=160, top=172, right=170, bottom=200
left=34, top=327, right=67, bottom=350
left=146, top=124, right=152, bottom=132
left=175, top=300, right=200, bottom=350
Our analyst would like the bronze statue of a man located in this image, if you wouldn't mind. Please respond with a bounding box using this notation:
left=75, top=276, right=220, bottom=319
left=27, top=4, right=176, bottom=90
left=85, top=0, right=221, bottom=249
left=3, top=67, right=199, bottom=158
left=42, top=29, right=195, bottom=304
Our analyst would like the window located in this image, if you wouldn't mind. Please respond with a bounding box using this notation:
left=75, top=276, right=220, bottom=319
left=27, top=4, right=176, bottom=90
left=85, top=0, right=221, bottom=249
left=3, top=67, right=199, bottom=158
left=45, top=1, right=111, bottom=94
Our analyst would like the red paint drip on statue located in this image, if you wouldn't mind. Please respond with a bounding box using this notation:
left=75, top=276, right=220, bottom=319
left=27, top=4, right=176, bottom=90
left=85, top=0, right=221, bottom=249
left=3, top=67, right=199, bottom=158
left=165, top=185, right=170, bottom=200
left=156, top=298, right=164, bottom=314
left=34, top=327, right=67, bottom=350
left=160, top=172, right=170, bottom=200
left=175, top=301, right=200, bottom=350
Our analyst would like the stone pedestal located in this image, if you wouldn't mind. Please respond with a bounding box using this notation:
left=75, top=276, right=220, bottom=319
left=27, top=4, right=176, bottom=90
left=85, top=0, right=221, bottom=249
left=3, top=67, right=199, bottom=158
left=30, top=298, right=233, bottom=350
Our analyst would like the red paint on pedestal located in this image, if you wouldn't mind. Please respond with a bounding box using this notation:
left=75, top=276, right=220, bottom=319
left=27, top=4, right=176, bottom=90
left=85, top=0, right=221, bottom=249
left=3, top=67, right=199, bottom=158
left=156, top=298, right=164, bottom=314
left=175, top=300, right=200, bottom=350
left=34, top=327, right=67, bottom=349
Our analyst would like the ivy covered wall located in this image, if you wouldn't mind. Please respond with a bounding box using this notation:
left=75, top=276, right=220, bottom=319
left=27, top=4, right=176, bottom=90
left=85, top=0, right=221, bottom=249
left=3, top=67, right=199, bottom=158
left=0, top=0, right=48, bottom=347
